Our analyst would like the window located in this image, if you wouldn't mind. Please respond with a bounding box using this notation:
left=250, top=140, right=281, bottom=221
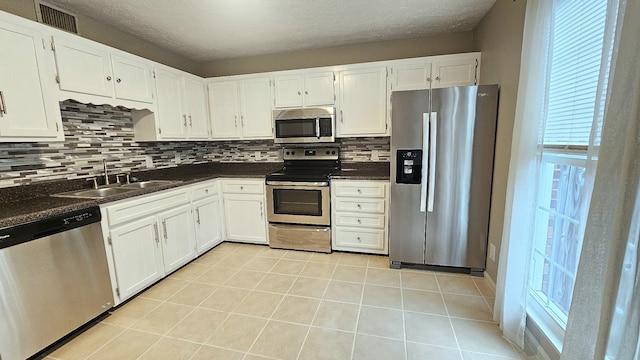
left=527, top=0, right=614, bottom=338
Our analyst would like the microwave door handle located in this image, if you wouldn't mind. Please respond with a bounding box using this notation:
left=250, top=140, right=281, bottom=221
left=316, top=117, right=320, bottom=139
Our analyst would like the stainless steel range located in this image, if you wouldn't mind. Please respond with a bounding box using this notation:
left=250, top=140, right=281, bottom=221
left=266, top=147, right=339, bottom=253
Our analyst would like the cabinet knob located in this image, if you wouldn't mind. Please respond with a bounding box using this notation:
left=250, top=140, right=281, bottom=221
left=305, top=91, right=308, bottom=95
left=357, top=204, right=361, bottom=209
left=240, top=186, right=244, bottom=190
left=435, top=76, right=440, bottom=81
left=357, top=189, right=361, bottom=193
left=357, top=237, right=361, bottom=242
left=357, top=219, right=362, bottom=224
left=427, top=77, right=432, bottom=82
left=205, top=189, right=209, bottom=194
left=297, top=91, right=301, bottom=95
left=116, top=78, right=121, bottom=83
left=106, top=76, right=112, bottom=81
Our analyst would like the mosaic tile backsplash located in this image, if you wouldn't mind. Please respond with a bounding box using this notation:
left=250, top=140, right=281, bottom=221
left=0, top=101, right=389, bottom=188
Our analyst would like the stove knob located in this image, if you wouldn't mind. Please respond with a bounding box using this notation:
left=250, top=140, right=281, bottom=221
left=326, top=151, right=330, bottom=155
left=285, top=151, right=290, bottom=155
left=292, top=151, right=296, bottom=155
left=331, top=151, right=336, bottom=155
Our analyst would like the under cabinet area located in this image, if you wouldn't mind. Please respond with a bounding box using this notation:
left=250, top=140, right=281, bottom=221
left=332, top=180, right=389, bottom=254
left=221, top=179, right=268, bottom=244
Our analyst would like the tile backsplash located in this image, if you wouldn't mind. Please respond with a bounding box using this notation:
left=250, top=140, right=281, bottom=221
left=0, top=101, right=389, bottom=188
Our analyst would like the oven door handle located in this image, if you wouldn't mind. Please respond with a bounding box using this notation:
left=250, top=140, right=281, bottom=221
left=315, top=117, right=320, bottom=139
left=266, top=180, right=329, bottom=187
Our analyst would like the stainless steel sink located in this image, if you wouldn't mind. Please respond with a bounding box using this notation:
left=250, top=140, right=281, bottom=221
left=52, top=180, right=182, bottom=199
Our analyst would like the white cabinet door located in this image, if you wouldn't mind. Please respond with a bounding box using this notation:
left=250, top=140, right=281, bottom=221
left=239, top=77, right=273, bottom=139
left=304, top=72, right=335, bottom=106
left=52, top=36, right=114, bottom=98
left=392, top=63, right=431, bottom=91
left=155, top=69, right=187, bottom=139
left=432, top=57, right=478, bottom=88
left=109, top=216, right=164, bottom=301
left=111, top=55, right=154, bottom=103
left=273, top=75, right=303, bottom=108
left=182, top=77, right=209, bottom=139
left=208, top=80, right=241, bottom=139
left=223, top=193, right=267, bottom=244
left=338, top=67, right=388, bottom=137
left=158, top=204, right=196, bottom=274
left=0, top=22, right=61, bottom=140
left=193, top=196, right=222, bottom=253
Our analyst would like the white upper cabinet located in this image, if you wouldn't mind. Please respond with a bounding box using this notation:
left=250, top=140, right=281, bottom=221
left=431, top=55, right=479, bottom=89
left=337, top=67, right=388, bottom=137
left=0, top=19, right=63, bottom=141
left=391, top=63, right=432, bottom=91
left=182, top=77, right=210, bottom=139
left=390, top=53, right=480, bottom=92
left=111, top=55, right=155, bottom=103
left=273, top=71, right=335, bottom=108
left=208, top=76, right=272, bottom=140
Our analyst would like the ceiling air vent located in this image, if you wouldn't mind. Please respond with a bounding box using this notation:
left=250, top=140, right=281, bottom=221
left=36, top=1, right=78, bottom=34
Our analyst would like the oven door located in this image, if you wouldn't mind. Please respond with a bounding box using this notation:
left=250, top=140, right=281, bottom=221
left=266, top=182, right=330, bottom=226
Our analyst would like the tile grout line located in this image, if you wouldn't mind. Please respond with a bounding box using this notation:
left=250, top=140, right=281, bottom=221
left=436, top=274, right=466, bottom=360
left=399, top=268, right=408, bottom=360
left=348, top=255, right=370, bottom=360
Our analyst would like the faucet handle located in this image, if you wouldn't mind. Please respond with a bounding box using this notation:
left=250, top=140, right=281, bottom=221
left=86, top=177, right=98, bottom=189
left=115, top=173, right=128, bottom=184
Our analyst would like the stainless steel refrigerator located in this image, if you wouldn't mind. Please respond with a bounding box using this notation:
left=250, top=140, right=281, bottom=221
left=389, top=85, right=498, bottom=275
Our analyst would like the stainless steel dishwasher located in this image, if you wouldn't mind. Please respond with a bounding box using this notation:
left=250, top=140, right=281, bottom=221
left=0, top=207, right=113, bottom=360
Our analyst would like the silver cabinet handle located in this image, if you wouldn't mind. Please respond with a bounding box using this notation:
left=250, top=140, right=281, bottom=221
left=315, top=118, right=320, bottom=139
left=196, top=208, right=201, bottom=224
left=234, top=115, right=238, bottom=128
left=162, top=220, right=168, bottom=242
left=183, top=114, right=187, bottom=126
left=241, top=115, right=245, bottom=127
left=0, top=91, right=6, bottom=115
left=260, top=201, right=263, bottom=218
left=106, top=76, right=112, bottom=81
left=153, top=223, right=160, bottom=244
left=340, top=109, right=344, bottom=123
left=189, top=115, right=193, bottom=126
left=116, top=78, right=121, bottom=83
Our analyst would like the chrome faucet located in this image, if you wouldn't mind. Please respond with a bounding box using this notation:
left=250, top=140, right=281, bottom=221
left=103, top=158, right=110, bottom=186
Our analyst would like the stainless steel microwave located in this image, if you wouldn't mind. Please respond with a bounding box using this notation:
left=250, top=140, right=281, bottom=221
left=273, top=107, right=335, bottom=144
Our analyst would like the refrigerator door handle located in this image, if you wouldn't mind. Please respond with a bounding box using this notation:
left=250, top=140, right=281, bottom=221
left=420, top=113, right=430, bottom=212
left=427, top=112, right=438, bottom=212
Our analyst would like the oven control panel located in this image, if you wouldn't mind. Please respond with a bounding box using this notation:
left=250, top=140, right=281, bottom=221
left=283, top=147, right=339, bottom=161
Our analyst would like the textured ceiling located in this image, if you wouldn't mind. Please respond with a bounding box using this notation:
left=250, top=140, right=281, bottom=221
left=44, top=0, right=496, bottom=62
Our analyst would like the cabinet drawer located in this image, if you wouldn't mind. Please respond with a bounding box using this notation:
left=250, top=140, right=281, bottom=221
left=221, top=180, right=264, bottom=194
left=333, top=181, right=386, bottom=198
left=334, top=227, right=385, bottom=250
left=192, top=180, right=219, bottom=199
left=105, top=188, right=190, bottom=226
left=334, top=198, right=385, bottom=214
left=334, top=212, right=385, bottom=229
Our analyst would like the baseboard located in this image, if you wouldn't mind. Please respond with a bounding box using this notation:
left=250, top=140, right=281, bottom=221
left=484, top=271, right=497, bottom=293
left=525, top=317, right=561, bottom=360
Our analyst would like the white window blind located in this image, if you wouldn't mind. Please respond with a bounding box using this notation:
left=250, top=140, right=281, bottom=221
left=543, top=0, right=608, bottom=146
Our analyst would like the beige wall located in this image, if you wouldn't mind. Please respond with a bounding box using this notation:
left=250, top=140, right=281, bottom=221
left=473, top=0, right=526, bottom=281
left=200, top=32, right=474, bottom=77
left=0, top=0, right=200, bottom=75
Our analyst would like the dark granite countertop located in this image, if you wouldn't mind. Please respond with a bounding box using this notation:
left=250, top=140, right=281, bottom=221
left=0, top=161, right=390, bottom=229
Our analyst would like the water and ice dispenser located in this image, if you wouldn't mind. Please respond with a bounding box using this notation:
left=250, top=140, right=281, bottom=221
left=396, top=149, right=423, bottom=184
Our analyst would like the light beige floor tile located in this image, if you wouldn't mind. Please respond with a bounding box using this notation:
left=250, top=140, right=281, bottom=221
left=357, top=306, right=404, bottom=339
left=223, top=269, right=267, bottom=289
left=283, top=250, right=313, bottom=261
left=85, top=329, right=160, bottom=360
left=368, top=255, right=390, bottom=268
left=168, top=263, right=210, bottom=281
left=195, top=266, right=239, bottom=285
left=289, top=277, right=330, bottom=298
left=199, top=286, right=250, bottom=312
left=191, top=345, right=245, bottom=360
left=243, top=256, right=279, bottom=272
left=309, top=252, right=341, bottom=264
left=299, top=327, right=355, bottom=360
left=167, top=282, right=218, bottom=307
left=272, top=295, right=320, bottom=325
left=332, top=265, right=367, bottom=283
left=206, top=314, right=267, bottom=351
left=401, top=271, right=440, bottom=291
left=353, top=333, right=406, bottom=360
left=271, top=259, right=307, bottom=275
left=452, top=318, right=520, bottom=358
left=130, top=302, right=194, bottom=335
left=486, top=297, right=496, bottom=311
left=233, top=290, right=284, bottom=318
left=337, top=252, right=370, bottom=267
left=213, top=242, right=243, bottom=252
left=462, top=351, right=524, bottom=360
left=167, top=308, right=228, bottom=343
left=437, top=274, right=483, bottom=296
left=444, top=293, right=494, bottom=321
left=103, top=297, right=162, bottom=327
left=255, top=273, right=297, bottom=293
left=474, top=277, right=496, bottom=298
left=49, top=322, right=125, bottom=360
left=250, top=320, right=309, bottom=359
left=193, top=250, right=230, bottom=266
left=362, top=284, right=402, bottom=309
left=233, top=244, right=269, bottom=256
left=300, top=262, right=336, bottom=279
left=140, top=278, right=189, bottom=301
left=244, top=355, right=273, bottom=360
left=137, top=337, right=201, bottom=360
left=216, top=254, right=255, bottom=269
left=366, top=268, right=401, bottom=287
left=407, top=342, right=463, bottom=360
left=404, top=312, right=458, bottom=347
left=323, top=280, right=363, bottom=303
left=403, top=289, right=448, bottom=315
left=312, top=300, right=360, bottom=332
left=256, top=247, right=288, bottom=259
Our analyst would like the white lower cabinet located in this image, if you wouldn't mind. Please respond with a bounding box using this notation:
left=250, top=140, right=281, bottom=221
left=192, top=180, right=223, bottom=253
left=332, top=180, right=389, bottom=254
left=221, top=179, right=267, bottom=244
left=158, top=204, right=197, bottom=273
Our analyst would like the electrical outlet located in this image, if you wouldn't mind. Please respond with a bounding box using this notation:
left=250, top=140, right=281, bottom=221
left=145, top=155, right=154, bottom=168
left=255, top=151, right=261, bottom=161
left=488, top=243, right=496, bottom=262
left=174, top=153, right=181, bottom=164
left=371, top=149, right=379, bottom=161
